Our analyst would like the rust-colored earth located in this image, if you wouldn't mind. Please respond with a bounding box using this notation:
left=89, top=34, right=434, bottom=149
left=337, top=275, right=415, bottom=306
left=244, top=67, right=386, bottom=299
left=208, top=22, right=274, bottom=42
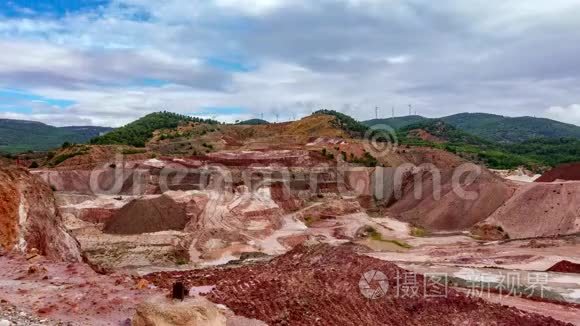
left=144, top=243, right=569, bottom=326
left=536, top=163, right=580, bottom=182
left=547, top=260, right=580, bottom=274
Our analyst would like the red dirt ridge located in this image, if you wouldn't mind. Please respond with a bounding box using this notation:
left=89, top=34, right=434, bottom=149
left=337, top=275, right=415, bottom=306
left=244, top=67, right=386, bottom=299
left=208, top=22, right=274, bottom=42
left=144, top=243, right=569, bottom=326
left=547, top=260, right=580, bottom=274
left=536, top=163, right=580, bottom=182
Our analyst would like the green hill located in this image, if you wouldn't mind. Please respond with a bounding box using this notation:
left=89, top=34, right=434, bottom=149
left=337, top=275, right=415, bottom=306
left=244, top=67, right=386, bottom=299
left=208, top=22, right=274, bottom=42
left=364, top=115, right=427, bottom=130
left=0, top=119, right=111, bottom=153
left=443, top=113, right=580, bottom=143
left=90, top=111, right=219, bottom=147
left=396, top=120, right=536, bottom=169
left=364, top=113, right=580, bottom=143
left=237, top=119, right=270, bottom=125
left=399, top=120, right=491, bottom=146
left=314, top=109, right=369, bottom=136
left=396, top=119, right=580, bottom=170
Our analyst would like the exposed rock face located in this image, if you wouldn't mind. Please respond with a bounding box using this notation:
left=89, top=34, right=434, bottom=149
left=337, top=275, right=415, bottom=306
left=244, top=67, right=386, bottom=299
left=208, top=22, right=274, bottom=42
left=0, top=167, right=81, bottom=262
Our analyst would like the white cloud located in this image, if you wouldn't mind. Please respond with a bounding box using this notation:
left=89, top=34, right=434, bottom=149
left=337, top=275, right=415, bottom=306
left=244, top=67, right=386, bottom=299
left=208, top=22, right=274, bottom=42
left=546, top=104, right=580, bottom=125
left=1, top=0, right=580, bottom=127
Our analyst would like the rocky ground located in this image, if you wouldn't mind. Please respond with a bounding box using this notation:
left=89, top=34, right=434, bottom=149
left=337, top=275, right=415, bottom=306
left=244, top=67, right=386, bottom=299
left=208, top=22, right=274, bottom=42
left=0, top=301, right=57, bottom=326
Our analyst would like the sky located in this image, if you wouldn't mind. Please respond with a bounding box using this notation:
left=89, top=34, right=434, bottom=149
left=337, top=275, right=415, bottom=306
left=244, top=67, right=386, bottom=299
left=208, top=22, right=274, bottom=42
left=0, top=0, right=580, bottom=127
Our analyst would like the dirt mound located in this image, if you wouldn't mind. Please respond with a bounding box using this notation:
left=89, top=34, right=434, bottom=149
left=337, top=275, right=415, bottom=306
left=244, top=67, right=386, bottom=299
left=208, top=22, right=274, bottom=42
left=0, top=167, right=81, bottom=261
left=476, top=182, right=580, bottom=238
left=547, top=260, right=580, bottom=274
left=389, top=166, right=515, bottom=231
left=104, top=194, right=189, bottom=234
left=536, top=163, right=580, bottom=182
left=144, top=243, right=567, bottom=326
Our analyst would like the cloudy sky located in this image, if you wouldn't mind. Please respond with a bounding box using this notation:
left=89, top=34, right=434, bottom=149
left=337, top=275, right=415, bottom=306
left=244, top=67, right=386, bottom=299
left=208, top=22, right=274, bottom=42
left=1, top=0, right=580, bottom=127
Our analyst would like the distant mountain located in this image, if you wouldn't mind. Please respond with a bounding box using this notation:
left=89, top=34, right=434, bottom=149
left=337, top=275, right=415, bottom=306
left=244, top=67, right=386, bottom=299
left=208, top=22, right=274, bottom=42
left=237, top=119, right=270, bottom=125
left=59, top=126, right=112, bottom=139
left=0, top=119, right=112, bottom=153
left=442, top=113, right=580, bottom=143
left=363, top=113, right=580, bottom=143
left=364, top=115, right=427, bottom=130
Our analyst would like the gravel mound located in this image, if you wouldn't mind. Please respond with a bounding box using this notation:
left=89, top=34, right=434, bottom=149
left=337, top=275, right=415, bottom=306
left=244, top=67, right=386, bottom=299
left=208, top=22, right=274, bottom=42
left=144, top=243, right=568, bottom=326
left=389, top=168, right=514, bottom=231
left=476, top=182, right=580, bottom=238
left=104, top=194, right=188, bottom=234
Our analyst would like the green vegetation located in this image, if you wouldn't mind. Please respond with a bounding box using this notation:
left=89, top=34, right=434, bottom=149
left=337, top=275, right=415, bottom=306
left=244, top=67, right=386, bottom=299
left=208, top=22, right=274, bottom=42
left=505, top=137, right=580, bottom=167
left=46, top=144, right=91, bottom=166
left=51, top=151, right=87, bottom=166
left=396, top=119, right=580, bottom=170
left=314, top=109, right=369, bottom=136
left=443, top=113, right=580, bottom=143
left=349, top=151, right=379, bottom=167
left=237, top=118, right=270, bottom=125
left=364, top=115, right=426, bottom=130
left=364, top=112, right=580, bottom=144
left=400, top=120, right=491, bottom=146
left=120, top=148, right=147, bottom=155
left=0, top=119, right=111, bottom=153
left=90, top=111, right=218, bottom=147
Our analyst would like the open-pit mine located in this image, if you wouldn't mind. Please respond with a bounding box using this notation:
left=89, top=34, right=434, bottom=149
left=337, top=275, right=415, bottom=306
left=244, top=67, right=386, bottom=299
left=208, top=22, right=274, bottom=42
left=1, top=114, right=579, bottom=325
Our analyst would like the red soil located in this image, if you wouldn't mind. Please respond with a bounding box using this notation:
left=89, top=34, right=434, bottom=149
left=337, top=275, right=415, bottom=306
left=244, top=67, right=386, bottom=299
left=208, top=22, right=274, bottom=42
left=389, top=168, right=515, bottom=231
left=144, top=244, right=568, bottom=326
left=477, top=182, right=580, bottom=238
left=536, top=163, right=580, bottom=182
left=104, top=195, right=188, bottom=234
left=547, top=260, right=580, bottom=274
